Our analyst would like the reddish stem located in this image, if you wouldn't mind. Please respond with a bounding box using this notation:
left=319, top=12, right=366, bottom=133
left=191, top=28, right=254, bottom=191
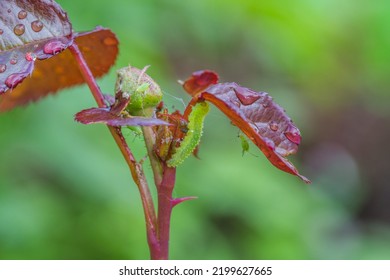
left=68, top=43, right=160, bottom=258
left=156, top=165, right=177, bottom=259
left=69, top=42, right=185, bottom=259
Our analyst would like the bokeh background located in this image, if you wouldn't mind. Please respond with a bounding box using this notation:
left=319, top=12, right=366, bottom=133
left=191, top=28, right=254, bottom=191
left=1, top=0, right=390, bottom=259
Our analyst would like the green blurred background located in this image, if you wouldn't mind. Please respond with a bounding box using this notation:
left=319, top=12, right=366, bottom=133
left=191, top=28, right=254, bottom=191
left=1, top=0, right=390, bottom=259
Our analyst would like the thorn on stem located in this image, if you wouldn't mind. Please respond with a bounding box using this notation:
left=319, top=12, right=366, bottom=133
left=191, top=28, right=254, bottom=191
left=172, top=196, right=198, bottom=207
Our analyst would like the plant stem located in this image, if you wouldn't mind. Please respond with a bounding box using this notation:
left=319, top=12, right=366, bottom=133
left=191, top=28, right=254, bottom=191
left=157, top=165, right=177, bottom=259
left=142, top=126, right=163, bottom=186
left=68, top=43, right=160, bottom=258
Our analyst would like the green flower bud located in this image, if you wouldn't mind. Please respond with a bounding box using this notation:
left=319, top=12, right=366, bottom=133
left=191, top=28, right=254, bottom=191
left=115, top=66, right=163, bottom=116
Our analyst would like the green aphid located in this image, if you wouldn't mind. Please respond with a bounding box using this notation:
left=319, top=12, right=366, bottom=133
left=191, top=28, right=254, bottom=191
left=239, top=133, right=250, bottom=156
left=136, top=82, right=150, bottom=93
left=126, top=126, right=143, bottom=137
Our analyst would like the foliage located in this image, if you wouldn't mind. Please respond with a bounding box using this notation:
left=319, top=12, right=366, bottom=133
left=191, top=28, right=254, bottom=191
left=1, top=0, right=390, bottom=260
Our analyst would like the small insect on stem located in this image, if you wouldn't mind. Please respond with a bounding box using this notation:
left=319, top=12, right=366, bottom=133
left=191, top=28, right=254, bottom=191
left=238, top=132, right=258, bottom=157
left=136, top=82, right=150, bottom=93
left=239, top=133, right=249, bottom=156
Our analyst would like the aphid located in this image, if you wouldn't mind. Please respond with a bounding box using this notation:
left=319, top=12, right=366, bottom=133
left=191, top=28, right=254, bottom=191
left=238, top=132, right=258, bottom=157
left=136, top=82, right=150, bottom=93
left=239, top=133, right=249, bottom=156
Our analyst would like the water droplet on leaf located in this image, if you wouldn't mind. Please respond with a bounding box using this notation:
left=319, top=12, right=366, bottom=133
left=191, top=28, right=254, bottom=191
left=14, top=24, right=25, bottom=36
left=43, top=40, right=66, bottom=55
left=233, top=87, right=260, bottom=105
left=5, top=73, right=26, bottom=89
left=25, top=52, right=37, bottom=61
left=250, top=123, right=259, bottom=133
left=0, top=64, right=6, bottom=73
left=31, top=20, right=43, bottom=32
left=10, top=59, right=17, bottom=65
left=230, top=98, right=241, bottom=108
left=0, top=84, right=8, bottom=94
left=264, top=138, right=275, bottom=150
left=269, top=121, right=279, bottom=131
left=18, top=10, right=27, bottom=19
left=284, top=124, right=301, bottom=145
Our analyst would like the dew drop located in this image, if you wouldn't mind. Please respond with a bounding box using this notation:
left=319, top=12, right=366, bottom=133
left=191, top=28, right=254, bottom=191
left=264, top=138, right=275, bottom=151
left=0, top=64, right=6, bottom=73
left=25, top=52, right=37, bottom=61
left=31, top=20, right=43, bottom=32
left=5, top=72, right=27, bottom=89
left=7, top=9, right=11, bottom=13
left=0, top=84, right=8, bottom=94
left=262, top=95, right=273, bottom=108
left=230, top=98, right=241, bottom=108
left=14, top=24, right=25, bottom=36
left=284, top=124, right=301, bottom=145
left=43, top=40, right=66, bottom=55
left=249, top=123, right=259, bottom=133
left=233, top=87, right=260, bottom=105
left=18, top=10, right=27, bottom=19
left=0, top=29, right=3, bottom=35
left=269, top=121, right=279, bottom=131
left=103, top=37, right=117, bottom=46
left=275, top=146, right=288, bottom=157
left=10, top=59, right=17, bottom=65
